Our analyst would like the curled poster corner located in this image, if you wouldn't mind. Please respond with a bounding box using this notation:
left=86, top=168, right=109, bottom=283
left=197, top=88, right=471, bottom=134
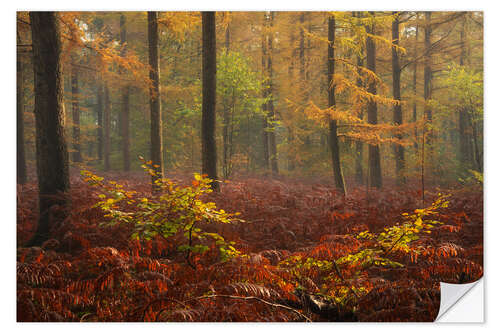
left=435, top=278, right=483, bottom=322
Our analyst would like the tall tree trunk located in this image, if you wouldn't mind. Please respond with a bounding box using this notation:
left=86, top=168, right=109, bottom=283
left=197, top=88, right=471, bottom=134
left=17, top=33, right=27, bottom=185
left=103, top=83, right=111, bottom=171
left=222, top=21, right=231, bottom=178
left=412, top=21, right=419, bottom=150
left=471, top=121, right=482, bottom=172
left=354, top=12, right=364, bottom=186
left=327, top=16, right=346, bottom=195
left=392, top=12, right=405, bottom=185
left=261, top=13, right=269, bottom=170
left=423, top=12, right=433, bottom=182
left=201, top=12, right=219, bottom=191
left=120, top=14, right=131, bottom=171
left=299, top=13, right=305, bottom=83
left=96, top=80, right=103, bottom=161
left=287, top=26, right=296, bottom=172
left=222, top=98, right=230, bottom=178
left=28, top=12, right=70, bottom=246
left=148, top=11, right=164, bottom=188
left=458, top=15, right=472, bottom=172
left=299, top=12, right=313, bottom=150
left=71, top=59, right=82, bottom=163
left=366, top=14, right=382, bottom=189
left=423, top=12, right=432, bottom=123
left=267, top=12, right=279, bottom=176
left=225, top=19, right=230, bottom=51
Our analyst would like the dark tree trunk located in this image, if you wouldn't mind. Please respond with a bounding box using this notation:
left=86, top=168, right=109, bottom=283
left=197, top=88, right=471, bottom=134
left=96, top=80, right=103, bottom=161
left=287, top=128, right=295, bottom=171
left=17, top=33, right=28, bottom=185
left=471, top=121, right=482, bottom=172
left=391, top=13, right=405, bottom=185
left=71, top=60, right=82, bottom=163
left=222, top=99, right=230, bottom=178
left=201, top=12, right=219, bottom=191
left=261, top=13, right=269, bottom=170
left=267, top=12, right=279, bottom=176
left=299, top=12, right=305, bottom=82
left=458, top=16, right=473, bottom=172
left=287, top=27, right=296, bottom=172
left=354, top=12, right=364, bottom=186
left=423, top=12, right=432, bottom=123
left=222, top=21, right=231, bottom=178
left=423, top=12, right=433, bottom=181
left=28, top=12, right=70, bottom=246
left=299, top=12, right=312, bottom=149
left=121, top=88, right=130, bottom=171
left=120, top=14, right=130, bottom=171
left=366, top=14, right=382, bottom=189
left=412, top=22, right=419, bottom=150
left=148, top=11, right=164, bottom=188
left=225, top=19, right=230, bottom=51
left=327, top=16, right=346, bottom=196
left=103, top=83, right=111, bottom=171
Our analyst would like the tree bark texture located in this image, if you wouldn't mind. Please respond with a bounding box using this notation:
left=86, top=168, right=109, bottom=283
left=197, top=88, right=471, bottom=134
left=29, top=11, right=70, bottom=246
left=148, top=11, right=164, bottom=187
left=201, top=12, right=219, bottom=191
left=103, top=83, right=111, bottom=171
left=261, top=13, right=269, bottom=170
left=354, top=12, right=364, bottom=186
left=120, top=14, right=131, bottom=171
left=96, top=80, right=103, bottom=161
left=267, top=12, right=279, bottom=176
left=71, top=59, right=82, bottom=163
left=391, top=13, right=405, bottom=185
left=327, top=16, right=346, bottom=195
left=17, top=33, right=27, bottom=184
left=366, top=15, right=382, bottom=189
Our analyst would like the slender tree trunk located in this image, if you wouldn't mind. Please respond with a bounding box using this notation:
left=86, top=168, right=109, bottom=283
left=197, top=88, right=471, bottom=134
left=392, top=13, right=405, bottom=185
left=423, top=12, right=433, bottom=182
left=458, top=16, right=472, bottom=172
left=121, top=89, right=130, bottom=171
left=96, top=80, right=103, bottom=161
left=120, top=14, right=131, bottom=171
left=261, top=13, right=269, bottom=170
left=28, top=12, right=70, bottom=246
left=228, top=96, right=235, bottom=176
left=287, top=128, right=295, bottom=171
left=222, top=21, right=230, bottom=178
left=225, top=20, right=230, bottom=51
left=413, top=22, right=419, bottom=150
left=103, top=83, right=111, bottom=171
left=267, top=12, right=279, bottom=176
left=71, top=59, right=82, bottom=163
left=423, top=12, right=432, bottom=123
left=471, top=122, right=482, bottom=172
left=328, top=16, right=346, bottom=196
left=148, top=11, right=164, bottom=189
left=287, top=29, right=296, bottom=172
left=222, top=98, right=230, bottom=178
left=299, top=13, right=305, bottom=84
left=299, top=12, right=312, bottom=149
left=201, top=12, right=219, bottom=191
left=17, top=33, right=27, bottom=185
left=354, top=12, right=364, bottom=186
left=366, top=14, right=382, bottom=189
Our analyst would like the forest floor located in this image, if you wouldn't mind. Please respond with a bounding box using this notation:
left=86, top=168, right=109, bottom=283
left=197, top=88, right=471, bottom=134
left=16, top=173, right=483, bottom=322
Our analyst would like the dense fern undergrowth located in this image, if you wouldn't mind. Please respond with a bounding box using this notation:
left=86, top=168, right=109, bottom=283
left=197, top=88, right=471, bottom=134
left=17, top=172, right=483, bottom=322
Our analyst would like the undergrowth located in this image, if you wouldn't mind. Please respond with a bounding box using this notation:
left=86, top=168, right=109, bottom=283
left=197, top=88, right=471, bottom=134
left=17, top=170, right=483, bottom=322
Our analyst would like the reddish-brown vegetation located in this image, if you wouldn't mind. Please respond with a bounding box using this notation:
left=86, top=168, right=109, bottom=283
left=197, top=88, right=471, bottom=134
left=16, top=175, right=483, bottom=322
